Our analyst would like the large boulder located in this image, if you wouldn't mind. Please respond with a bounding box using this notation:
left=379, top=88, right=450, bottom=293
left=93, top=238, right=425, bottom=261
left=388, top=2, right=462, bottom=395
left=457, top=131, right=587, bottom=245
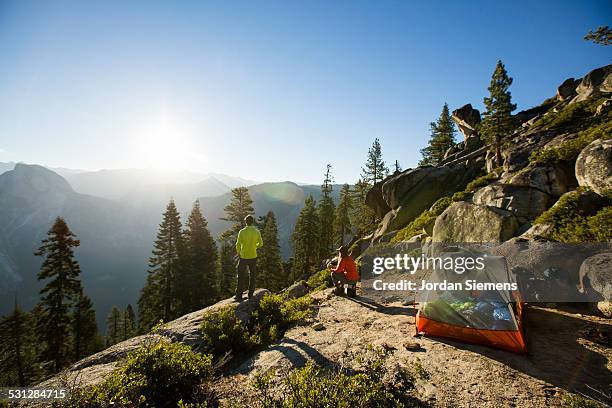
left=283, top=281, right=309, bottom=299
left=472, top=183, right=553, bottom=222
left=381, top=164, right=480, bottom=211
left=365, top=180, right=391, bottom=219
left=556, top=78, right=581, bottom=101
left=432, top=201, right=519, bottom=243
left=579, top=253, right=612, bottom=302
left=572, top=64, right=612, bottom=103
left=508, top=162, right=577, bottom=197
left=575, top=138, right=612, bottom=195
left=451, top=104, right=481, bottom=140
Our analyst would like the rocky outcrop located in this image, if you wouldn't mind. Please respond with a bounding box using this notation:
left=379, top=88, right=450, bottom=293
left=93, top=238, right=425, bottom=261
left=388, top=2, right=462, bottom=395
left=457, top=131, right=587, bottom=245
left=579, top=253, right=612, bottom=302
left=42, top=290, right=269, bottom=387
left=575, top=138, right=612, bottom=195
left=572, top=64, right=612, bottom=103
left=451, top=104, right=481, bottom=140
left=579, top=253, right=612, bottom=317
left=370, top=164, right=481, bottom=239
left=556, top=78, right=580, bottom=101
left=472, top=183, right=553, bottom=222
left=284, top=281, right=309, bottom=299
left=365, top=180, right=391, bottom=219
left=507, top=162, right=577, bottom=196
left=432, top=201, right=519, bottom=243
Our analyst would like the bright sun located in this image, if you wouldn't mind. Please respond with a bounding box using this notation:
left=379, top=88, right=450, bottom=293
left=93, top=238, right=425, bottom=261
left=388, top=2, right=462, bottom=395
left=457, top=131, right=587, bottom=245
left=133, top=111, right=197, bottom=171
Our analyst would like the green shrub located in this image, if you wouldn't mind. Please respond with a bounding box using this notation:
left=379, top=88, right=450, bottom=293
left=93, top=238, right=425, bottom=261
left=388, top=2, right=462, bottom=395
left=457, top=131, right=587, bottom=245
left=200, top=294, right=312, bottom=359
left=252, top=346, right=421, bottom=408
left=464, top=171, right=499, bottom=192
left=200, top=305, right=255, bottom=358
left=534, top=189, right=612, bottom=242
left=529, top=98, right=605, bottom=132
left=61, top=341, right=213, bottom=407
left=306, top=269, right=333, bottom=291
left=249, top=293, right=312, bottom=345
left=562, top=392, right=603, bottom=408
left=391, top=196, right=453, bottom=243
left=530, top=117, right=612, bottom=164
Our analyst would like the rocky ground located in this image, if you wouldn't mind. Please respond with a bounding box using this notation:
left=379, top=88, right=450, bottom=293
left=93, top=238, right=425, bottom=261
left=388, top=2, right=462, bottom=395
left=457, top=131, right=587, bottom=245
left=214, top=289, right=612, bottom=408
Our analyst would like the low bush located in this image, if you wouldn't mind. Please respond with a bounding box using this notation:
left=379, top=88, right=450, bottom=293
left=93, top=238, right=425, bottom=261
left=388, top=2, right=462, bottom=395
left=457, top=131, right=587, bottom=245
left=306, top=268, right=334, bottom=291
left=529, top=98, right=605, bottom=132
left=200, top=305, right=256, bottom=358
left=562, top=392, right=603, bottom=408
left=251, top=346, right=423, bottom=408
left=534, top=189, right=612, bottom=242
left=530, top=117, right=612, bottom=164
left=249, top=293, right=312, bottom=345
left=60, top=340, right=213, bottom=408
left=200, top=293, right=312, bottom=360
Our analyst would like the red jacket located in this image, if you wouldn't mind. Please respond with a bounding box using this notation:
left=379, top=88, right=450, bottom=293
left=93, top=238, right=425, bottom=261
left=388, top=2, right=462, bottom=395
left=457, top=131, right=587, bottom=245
left=332, top=256, right=359, bottom=281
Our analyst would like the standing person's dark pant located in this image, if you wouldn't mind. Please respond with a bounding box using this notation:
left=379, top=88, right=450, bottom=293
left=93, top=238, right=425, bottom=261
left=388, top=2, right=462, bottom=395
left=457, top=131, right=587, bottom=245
left=236, top=258, right=257, bottom=299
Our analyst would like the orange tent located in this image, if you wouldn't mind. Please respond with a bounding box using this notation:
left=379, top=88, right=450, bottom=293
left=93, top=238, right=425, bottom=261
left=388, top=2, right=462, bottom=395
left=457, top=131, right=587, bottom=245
left=415, top=254, right=526, bottom=354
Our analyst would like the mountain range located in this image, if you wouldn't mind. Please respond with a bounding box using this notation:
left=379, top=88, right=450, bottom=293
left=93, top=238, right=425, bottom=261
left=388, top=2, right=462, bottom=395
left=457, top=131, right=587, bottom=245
left=0, top=162, right=341, bottom=327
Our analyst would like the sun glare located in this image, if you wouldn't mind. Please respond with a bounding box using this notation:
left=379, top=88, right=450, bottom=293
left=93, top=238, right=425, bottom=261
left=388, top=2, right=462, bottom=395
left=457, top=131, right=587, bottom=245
left=132, top=110, right=204, bottom=171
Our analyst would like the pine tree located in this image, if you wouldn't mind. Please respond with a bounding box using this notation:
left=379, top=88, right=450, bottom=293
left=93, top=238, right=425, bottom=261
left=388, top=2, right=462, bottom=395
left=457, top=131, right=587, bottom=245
left=219, top=241, right=237, bottom=298
left=419, top=103, right=457, bottom=166
left=72, top=288, right=100, bottom=361
left=361, top=138, right=389, bottom=186
left=0, top=302, right=41, bottom=386
left=138, top=199, right=184, bottom=331
left=393, top=160, right=402, bottom=174
left=106, top=306, right=122, bottom=346
left=123, top=305, right=136, bottom=340
left=220, top=187, right=254, bottom=241
left=334, top=184, right=353, bottom=246
left=180, top=200, right=219, bottom=314
left=257, top=211, right=285, bottom=291
left=318, top=164, right=336, bottom=260
left=291, top=195, right=320, bottom=280
left=35, top=217, right=83, bottom=372
left=350, top=179, right=376, bottom=233
left=480, top=60, right=517, bottom=166
left=584, top=26, right=611, bottom=46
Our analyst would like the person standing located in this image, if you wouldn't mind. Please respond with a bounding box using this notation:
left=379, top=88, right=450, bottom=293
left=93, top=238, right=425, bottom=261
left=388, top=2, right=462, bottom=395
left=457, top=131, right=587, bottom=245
left=234, top=215, right=263, bottom=301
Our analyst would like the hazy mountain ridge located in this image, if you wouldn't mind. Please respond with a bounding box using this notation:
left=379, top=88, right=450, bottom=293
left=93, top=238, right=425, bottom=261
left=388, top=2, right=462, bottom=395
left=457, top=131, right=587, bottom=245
left=0, top=163, right=342, bottom=326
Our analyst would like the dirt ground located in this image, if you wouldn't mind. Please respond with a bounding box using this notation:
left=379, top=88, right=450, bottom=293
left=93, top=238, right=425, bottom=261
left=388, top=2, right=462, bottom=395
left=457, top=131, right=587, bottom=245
left=213, top=289, right=612, bottom=407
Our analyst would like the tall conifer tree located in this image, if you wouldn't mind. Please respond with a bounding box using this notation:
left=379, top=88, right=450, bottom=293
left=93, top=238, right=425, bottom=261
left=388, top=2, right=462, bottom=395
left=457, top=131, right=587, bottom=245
left=0, top=302, right=41, bottom=386
left=220, top=187, right=254, bottom=241
left=123, top=304, right=136, bottom=340
left=292, top=195, right=320, bottom=280
left=106, top=306, right=122, bottom=346
left=480, top=60, right=517, bottom=165
left=138, top=199, right=184, bottom=331
left=318, top=164, right=336, bottom=260
left=334, top=184, right=353, bottom=246
left=219, top=241, right=237, bottom=298
left=257, top=211, right=285, bottom=291
left=35, top=217, right=83, bottom=372
left=72, top=288, right=100, bottom=360
left=361, top=138, right=389, bottom=186
left=419, top=103, right=457, bottom=166
left=350, top=179, right=376, bottom=233
left=180, top=200, right=218, bottom=313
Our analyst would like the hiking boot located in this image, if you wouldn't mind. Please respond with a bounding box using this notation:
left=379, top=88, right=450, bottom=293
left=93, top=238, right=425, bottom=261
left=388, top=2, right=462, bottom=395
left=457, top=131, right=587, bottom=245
left=346, top=285, right=357, bottom=298
left=248, top=292, right=254, bottom=299
left=334, top=286, right=344, bottom=296
left=234, top=295, right=243, bottom=302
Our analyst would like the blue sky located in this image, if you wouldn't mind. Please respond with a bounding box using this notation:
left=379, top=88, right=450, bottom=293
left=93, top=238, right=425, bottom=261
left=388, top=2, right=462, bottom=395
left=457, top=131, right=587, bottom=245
left=0, top=1, right=610, bottom=184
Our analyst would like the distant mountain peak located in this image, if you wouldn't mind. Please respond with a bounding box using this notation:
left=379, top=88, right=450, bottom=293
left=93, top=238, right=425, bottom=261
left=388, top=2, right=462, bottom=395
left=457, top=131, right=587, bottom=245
left=0, top=163, right=73, bottom=197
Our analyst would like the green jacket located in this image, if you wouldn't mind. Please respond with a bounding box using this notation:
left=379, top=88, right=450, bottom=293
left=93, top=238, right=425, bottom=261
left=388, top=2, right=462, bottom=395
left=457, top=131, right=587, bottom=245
left=235, top=225, right=263, bottom=259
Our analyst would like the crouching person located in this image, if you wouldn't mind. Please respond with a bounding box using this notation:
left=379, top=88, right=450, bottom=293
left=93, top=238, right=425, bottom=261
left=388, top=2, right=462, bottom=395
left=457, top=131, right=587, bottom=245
left=329, top=246, right=358, bottom=297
